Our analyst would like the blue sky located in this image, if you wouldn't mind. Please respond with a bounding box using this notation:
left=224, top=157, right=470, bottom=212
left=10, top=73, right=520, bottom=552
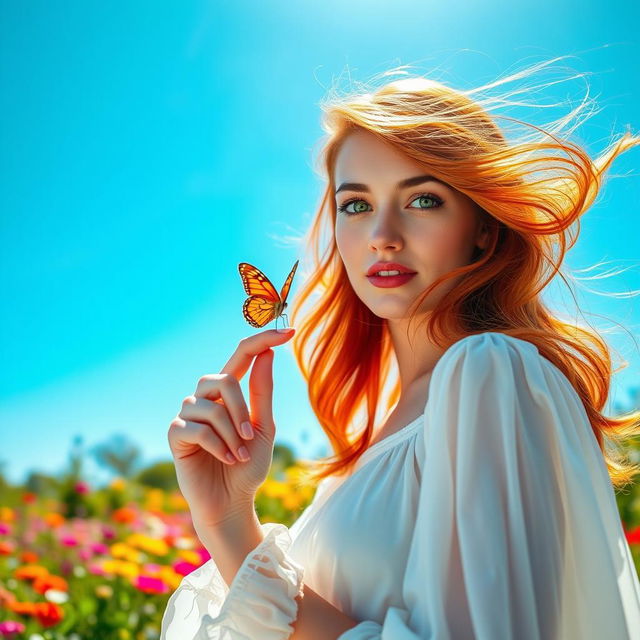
left=1, top=0, right=639, bottom=486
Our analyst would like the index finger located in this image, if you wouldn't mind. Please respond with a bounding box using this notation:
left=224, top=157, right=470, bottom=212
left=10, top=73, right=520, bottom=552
left=220, top=328, right=295, bottom=380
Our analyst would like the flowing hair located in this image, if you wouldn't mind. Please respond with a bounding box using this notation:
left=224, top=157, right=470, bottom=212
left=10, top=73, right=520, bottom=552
left=287, top=55, right=640, bottom=490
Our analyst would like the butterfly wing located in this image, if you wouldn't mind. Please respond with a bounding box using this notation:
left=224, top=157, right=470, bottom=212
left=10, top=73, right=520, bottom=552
left=242, top=297, right=278, bottom=328
left=238, top=262, right=280, bottom=301
left=279, top=259, right=299, bottom=304
left=238, top=262, right=281, bottom=328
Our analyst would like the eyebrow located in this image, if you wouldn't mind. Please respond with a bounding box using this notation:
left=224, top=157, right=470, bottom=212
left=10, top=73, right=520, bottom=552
left=334, top=174, right=448, bottom=195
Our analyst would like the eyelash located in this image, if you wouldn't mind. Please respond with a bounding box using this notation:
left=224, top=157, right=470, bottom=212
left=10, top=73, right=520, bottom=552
left=336, top=192, right=444, bottom=216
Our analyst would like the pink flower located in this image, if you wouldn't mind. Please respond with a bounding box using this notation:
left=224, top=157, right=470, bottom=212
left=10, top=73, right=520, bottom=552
left=88, top=564, right=106, bottom=576
left=134, top=575, right=168, bottom=594
left=101, top=526, right=116, bottom=540
left=60, top=559, right=74, bottom=576
left=0, top=620, right=26, bottom=637
left=90, top=542, right=109, bottom=555
left=78, top=549, right=92, bottom=562
left=0, top=523, right=11, bottom=535
left=61, top=535, right=78, bottom=547
left=197, top=547, right=211, bottom=564
left=173, top=560, right=198, bottom=576
left=74, top=482, right=90, bottom=494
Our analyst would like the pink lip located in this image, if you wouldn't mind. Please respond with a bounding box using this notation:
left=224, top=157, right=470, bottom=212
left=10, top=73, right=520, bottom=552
left=366, top=273, right=417, bottom=288
left=366, top=261, right=415, bottom=276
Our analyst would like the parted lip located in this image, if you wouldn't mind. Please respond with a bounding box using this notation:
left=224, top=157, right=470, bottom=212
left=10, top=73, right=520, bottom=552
left=366, top=261, right=417, bottom=276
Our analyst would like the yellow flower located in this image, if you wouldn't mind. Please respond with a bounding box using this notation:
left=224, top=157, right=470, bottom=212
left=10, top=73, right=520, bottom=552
left=125, top=533, right=169, bottom=557
left=282, top=493, right=303, bottom=510
left=110, top=477, right=126, bottom=491
left=110, top=543, right=144, bottom=563
left=260, top=479, right=288, bottom=499
left=95, top=584, right=113, bottom=599
left=177, top=550, right=201, bottom=565
left=158, top=566, right=183, bottom=590
left=168, top=492, right=189, bottom=510
left=143, top=489, right=165, bottom=511
left=101, top=559, right=139, bottom=579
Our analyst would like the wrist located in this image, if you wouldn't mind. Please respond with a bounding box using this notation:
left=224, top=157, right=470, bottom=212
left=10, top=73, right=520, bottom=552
left=192, top=508, right=265, bottom=588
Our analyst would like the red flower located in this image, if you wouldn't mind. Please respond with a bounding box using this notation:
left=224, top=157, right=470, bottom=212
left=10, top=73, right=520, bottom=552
left=33, top=601, right=64, bottom=628
left=625, top=525, right=640, bottom=545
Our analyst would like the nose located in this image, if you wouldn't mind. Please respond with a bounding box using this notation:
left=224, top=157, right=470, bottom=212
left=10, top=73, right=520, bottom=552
left=368, top=212, right=404, bottom=252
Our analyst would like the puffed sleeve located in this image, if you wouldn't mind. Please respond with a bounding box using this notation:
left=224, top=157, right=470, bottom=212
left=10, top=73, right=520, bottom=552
left=338, top=331, right=640, bottom=640
left=160, top=521, right=305, bottom=640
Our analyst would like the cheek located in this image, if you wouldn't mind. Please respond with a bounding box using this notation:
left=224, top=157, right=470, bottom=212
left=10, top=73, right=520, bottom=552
left=335, top=224, right=359, bottom=261
left=413, top=226, right=472, bottom=268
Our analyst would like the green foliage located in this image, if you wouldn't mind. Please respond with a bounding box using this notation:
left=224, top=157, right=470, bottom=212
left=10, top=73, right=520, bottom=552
left=134, top=462, right=178, bottom=492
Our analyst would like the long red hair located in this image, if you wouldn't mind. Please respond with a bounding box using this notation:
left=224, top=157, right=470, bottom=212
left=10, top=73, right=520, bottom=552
left=288, top=56, right=640, bottom=490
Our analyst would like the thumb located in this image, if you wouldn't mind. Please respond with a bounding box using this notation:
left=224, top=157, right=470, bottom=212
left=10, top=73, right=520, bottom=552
left=248, top=347, right=275, bottom=439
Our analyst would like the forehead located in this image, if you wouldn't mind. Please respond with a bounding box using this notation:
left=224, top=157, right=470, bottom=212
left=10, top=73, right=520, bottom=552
left=334, top=130, right=425, bottom=181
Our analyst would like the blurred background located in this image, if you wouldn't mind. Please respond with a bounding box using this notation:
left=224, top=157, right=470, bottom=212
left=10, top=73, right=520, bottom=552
left=1, top=1, right=639, bottom=638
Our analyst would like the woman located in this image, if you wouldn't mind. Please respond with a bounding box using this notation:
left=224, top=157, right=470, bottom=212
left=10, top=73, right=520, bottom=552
left=160, top=58, right=640, bottom=639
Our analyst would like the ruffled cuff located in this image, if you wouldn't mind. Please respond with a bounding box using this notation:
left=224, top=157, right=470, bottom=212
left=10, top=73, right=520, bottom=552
left=337, top=620, right=383, bottom=639
left=160, top=522, right=304, bottom=640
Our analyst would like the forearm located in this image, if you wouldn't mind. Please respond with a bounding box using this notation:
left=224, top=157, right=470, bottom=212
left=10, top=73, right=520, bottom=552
left=193, top=510, right=360, bottom=639
left=289, top=582, right=360, bottom=639
left=193, top=508, right=265, bottom=587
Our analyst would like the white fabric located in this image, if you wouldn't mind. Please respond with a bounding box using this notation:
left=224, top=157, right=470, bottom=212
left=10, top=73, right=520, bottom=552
left=161, top=331, right=640, bottom=639
left=160, top=522, right=305, bottom=639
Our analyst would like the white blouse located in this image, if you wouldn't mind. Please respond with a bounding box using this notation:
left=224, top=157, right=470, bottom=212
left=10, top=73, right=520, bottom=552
left=160, top=331, right=640, bottom=639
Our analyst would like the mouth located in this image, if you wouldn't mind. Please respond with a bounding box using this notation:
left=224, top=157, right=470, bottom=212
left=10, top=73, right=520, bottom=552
left=366, top=272, right=417, bottom=288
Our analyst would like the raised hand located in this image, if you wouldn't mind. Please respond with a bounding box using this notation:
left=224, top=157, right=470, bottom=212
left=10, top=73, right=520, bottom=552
left=167, top=328, right=295, bottom=528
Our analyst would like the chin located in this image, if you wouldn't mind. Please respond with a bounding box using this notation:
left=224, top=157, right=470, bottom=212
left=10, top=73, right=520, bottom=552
left=366, top=302, right=416, bottom=320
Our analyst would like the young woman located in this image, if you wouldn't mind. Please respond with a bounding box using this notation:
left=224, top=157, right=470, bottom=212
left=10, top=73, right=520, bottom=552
left=161, top=58, right=640, bottom=639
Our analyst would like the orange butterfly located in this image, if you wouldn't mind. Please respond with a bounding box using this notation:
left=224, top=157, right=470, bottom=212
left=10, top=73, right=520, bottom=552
left=238, top=260, right=299, bottom=329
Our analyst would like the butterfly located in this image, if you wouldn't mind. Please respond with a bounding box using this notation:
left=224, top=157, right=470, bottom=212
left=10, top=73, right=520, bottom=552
left=238, top=260, right=299, bottom=329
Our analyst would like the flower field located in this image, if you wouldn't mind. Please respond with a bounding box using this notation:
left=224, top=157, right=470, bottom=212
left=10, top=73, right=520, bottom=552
left=0, top=456, right=317, bottom=640
left=1, top=442, right=639, bottom=639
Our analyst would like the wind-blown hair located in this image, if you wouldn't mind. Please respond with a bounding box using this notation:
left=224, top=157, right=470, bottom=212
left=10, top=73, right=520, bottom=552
left=288, top=56, right=640, bottom=490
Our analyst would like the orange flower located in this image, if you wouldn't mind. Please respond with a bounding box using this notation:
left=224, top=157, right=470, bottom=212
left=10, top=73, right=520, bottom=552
left=22, top=492, right=37, bottom=504
left=33, top=574, right=68, bottom=595
left=0, top=586, right=16, bottom=605
left=20, top=551, right=39, bottom=564
left=14, top=565, right=50, bottom=581
left=0, top=507, right=16, bottom=523
left=34, top=601, right=64, bottom=628
left=7, top=600, right=37, bottom=615
left=112, top=507, right=137, bottom=524
left=43, top=513, right=65, bottom=528
left=0, top=540, right=15, bottom=555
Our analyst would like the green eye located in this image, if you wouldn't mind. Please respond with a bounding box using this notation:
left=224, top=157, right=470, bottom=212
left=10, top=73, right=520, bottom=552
left=409, top=194, right=442, bottom=209
left=337, top=193, right=444, bottom=216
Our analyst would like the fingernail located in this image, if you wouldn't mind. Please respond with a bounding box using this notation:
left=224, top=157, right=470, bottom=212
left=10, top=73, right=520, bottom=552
left=240, top=421, right=254, bottom=439
left=225, top=452, right=237, bottom=464
left=277, top=328, right=295, bottom=333
left=237, top=446, right=250, bottom=461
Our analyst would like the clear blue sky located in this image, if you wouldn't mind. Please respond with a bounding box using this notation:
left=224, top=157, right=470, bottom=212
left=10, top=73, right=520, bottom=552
left=1, top=0, right=639, bottom=486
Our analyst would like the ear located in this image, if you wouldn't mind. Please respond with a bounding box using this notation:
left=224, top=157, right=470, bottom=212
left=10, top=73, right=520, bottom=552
left=475, top=221, right=490, bottom=250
